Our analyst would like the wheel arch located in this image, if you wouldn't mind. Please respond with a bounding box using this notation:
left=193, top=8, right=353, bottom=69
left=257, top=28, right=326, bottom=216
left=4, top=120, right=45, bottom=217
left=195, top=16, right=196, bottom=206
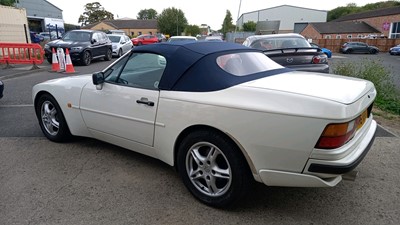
left=173, top=124, right=257, bottom=176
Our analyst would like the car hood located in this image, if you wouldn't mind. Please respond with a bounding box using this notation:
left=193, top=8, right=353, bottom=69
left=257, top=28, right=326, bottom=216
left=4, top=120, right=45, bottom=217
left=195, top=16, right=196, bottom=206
left=241, top=71, right=374, bottom=105
left=47, top=39, right=90, bottom=48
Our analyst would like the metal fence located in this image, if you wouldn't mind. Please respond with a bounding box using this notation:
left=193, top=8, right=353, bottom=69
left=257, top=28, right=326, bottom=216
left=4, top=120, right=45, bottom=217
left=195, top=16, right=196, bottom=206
left=225, top=32, right=255, bottom=43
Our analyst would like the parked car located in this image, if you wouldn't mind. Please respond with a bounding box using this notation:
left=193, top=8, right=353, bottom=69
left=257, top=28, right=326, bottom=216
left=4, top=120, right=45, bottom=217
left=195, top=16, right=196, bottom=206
left=131, top=34, right=159, bottom=46
left=340, top=42, right=379, bottom=54
left=44, top=30, right=112, bottom=66
left=310, top=43, right=332, bottom=58
left=168, top=36, right=198, bottom=42
left=204, top=36, right=223, bottom=42
left=156, top=33, right=167, bottom=42
left=389, top=44, right=400, bottom=55
left=0, top=80, right=4, bottom=99
left=39, top=32, right=58, bottom=41
left=107, top=34, right=133, bottom=57
left=243, top=33, right=329, bottom=73
left=33, top=42, right=376, bottom=207
left=30, top=31, right=43, bottom=43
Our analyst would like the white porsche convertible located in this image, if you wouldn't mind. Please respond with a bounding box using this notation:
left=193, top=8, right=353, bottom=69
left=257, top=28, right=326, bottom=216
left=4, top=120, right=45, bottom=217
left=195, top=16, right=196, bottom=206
left=33, top=42, right=377, bottom=207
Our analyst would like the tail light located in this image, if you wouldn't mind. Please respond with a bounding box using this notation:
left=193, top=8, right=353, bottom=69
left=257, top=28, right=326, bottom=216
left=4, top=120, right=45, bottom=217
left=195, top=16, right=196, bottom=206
left=312, top=55, right=327, bottom=64
left=315, top=109, right=369, bottom=149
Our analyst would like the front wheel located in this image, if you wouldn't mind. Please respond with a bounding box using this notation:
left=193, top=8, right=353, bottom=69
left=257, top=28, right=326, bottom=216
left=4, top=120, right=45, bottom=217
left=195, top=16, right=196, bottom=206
left=81, top=50, right=91, bottom=66
left=117, top=49, right=122, bottom=58
left=35, top=94, right=71, bottom=142
left=177, top=130, right=252, bottom=208
left=370, top=49, right=377, bottom=54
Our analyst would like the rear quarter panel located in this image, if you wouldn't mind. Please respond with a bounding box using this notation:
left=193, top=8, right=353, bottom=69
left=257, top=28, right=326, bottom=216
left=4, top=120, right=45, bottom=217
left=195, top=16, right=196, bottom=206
left=154, top=86, right=363, bottom=175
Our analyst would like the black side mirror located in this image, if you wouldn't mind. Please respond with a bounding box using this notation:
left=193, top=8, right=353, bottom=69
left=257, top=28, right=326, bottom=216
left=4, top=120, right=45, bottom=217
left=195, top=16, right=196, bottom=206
left=91, top=39, right=97, bottom=44
left=92, top=72, right=104, bottom=85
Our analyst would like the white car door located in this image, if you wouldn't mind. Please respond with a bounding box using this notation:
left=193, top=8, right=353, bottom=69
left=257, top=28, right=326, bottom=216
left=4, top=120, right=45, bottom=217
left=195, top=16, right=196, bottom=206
left=80, top=52, right=166, bottom=147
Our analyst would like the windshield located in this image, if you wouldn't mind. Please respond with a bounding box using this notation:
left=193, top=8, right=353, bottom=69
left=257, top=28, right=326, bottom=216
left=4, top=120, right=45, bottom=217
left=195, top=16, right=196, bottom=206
left=108, top=36, right=121, bottom=43
left=63, top=31, right=91, bottom=42
left=250, top=37, right=311, bottom=50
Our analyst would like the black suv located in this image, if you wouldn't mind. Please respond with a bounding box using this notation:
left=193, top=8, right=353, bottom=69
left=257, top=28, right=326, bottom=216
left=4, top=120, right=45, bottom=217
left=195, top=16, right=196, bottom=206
left=243, top=33, right=329, bottom=73
left=44, top=30, right=112, bottom=66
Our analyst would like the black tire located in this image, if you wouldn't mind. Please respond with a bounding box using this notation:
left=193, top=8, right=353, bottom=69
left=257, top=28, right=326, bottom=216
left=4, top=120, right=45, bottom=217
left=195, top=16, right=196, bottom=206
left=104, top=48, right=112, bottom=61
left=81, top=50, right=91, bottom=66
left=117, top=49, right=122, bottom=58
left=370, top=49, right=377, bottom=54
left=35, top=94, right=72, bottom=142
left=346, top=49, right=353, bottom=54
left=177, top=130, right=253, bottom=208
left=47, top=56, right=52, bottom=64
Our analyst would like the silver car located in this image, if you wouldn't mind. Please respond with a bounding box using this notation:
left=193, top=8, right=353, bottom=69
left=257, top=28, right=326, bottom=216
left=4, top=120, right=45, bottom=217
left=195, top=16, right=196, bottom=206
left=107, top=34, right=133, bottom=57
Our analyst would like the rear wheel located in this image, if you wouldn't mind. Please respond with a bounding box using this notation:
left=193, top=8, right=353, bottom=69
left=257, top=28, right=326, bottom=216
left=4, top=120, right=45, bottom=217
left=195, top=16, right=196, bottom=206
left=35, top=94, right=71, bottom=142
left=104, top=48, right=112, bottom=61
left=177, top=130, right=253, bottom=208
left=346, top=49, right=353, bottom=54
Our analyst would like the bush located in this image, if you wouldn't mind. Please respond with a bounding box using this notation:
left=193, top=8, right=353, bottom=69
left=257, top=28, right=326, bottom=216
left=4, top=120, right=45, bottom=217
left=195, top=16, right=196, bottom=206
left=332, top=58, right=400, bottom=115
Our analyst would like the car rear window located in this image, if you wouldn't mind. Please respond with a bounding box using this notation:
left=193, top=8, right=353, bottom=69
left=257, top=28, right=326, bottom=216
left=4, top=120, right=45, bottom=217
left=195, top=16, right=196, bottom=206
left=250, top=37, right=311, bottom=50
left=216, top=52, right=283, bottom=76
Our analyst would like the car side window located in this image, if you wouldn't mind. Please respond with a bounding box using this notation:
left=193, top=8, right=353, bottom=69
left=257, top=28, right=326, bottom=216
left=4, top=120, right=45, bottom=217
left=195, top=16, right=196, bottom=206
left=116, top=53, right=166, bottom=90
left=92, top=33, right=100, bottom=43
left=104, top=55, right=130, bottom=83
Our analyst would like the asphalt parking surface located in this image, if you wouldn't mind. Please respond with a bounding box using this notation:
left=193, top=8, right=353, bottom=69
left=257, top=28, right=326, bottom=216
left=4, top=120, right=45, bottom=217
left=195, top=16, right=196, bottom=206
left=0, top=51, right=399, bottom=225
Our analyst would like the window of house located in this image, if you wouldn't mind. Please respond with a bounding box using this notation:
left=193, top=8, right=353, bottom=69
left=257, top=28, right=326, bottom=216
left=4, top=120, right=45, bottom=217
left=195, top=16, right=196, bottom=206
left=347, top=34, right=352, bottom=39
left=390, top=22, right=400, bottom=38
left=131, top=32, right=134, bottom=36
left=357, top=34, right=364, bottom=38
left=138, top=31, right=142, bottom=35
left=324, top=35, right=331, bottom=39
left=336, top=35, right=342, bottom=39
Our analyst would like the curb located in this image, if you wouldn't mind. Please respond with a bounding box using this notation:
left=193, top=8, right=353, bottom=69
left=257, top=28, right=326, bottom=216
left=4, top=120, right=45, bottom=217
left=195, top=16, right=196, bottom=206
left=0, top=66, right=49, bottom=80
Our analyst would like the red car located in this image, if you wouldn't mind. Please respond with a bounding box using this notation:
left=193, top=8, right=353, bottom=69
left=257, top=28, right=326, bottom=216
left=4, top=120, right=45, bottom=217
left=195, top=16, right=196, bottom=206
left=131, top=34, right=159, bottom=46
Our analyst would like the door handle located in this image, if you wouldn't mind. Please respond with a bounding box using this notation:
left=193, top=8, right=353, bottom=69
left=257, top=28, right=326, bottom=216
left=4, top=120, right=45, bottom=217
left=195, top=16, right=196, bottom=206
left=136, top=98, right=154, bottom=106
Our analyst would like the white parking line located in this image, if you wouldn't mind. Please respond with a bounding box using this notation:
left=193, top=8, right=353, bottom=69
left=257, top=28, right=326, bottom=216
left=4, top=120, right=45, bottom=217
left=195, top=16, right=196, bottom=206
left=0, top=104, right=34, bottom=108
left=331, top=55, right=348, bottom=59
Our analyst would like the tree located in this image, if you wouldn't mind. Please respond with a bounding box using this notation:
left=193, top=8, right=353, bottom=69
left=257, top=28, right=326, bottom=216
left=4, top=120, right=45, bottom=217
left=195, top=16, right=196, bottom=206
left=221, top=10, right=236, bottom=37
left=157, top=7, right=188, bottom=36
left=242, top=21, right=257, bottom=32
left=327, top=1, right=400, bottom=21
left=0, top=0, right=14, bottom=6
left=78, top=2, right=114, bottom=26
left=185, top=25, right=200, bottom=36
left=137, top=8, right=158, bottom=20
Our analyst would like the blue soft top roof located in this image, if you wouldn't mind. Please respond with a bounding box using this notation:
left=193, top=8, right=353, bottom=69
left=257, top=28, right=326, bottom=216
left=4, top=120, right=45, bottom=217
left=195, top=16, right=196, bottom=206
left=131, top=42, right=290, bottom=91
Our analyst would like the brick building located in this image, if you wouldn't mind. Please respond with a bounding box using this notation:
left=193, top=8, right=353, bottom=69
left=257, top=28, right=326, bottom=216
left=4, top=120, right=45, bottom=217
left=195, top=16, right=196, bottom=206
left=300, top=6, right=400, bottom=39
left=301, top=21, right=380, bottom=40
left=334, top=6, right=400, bottom=38
left=82, top=19, right=158, bottom=37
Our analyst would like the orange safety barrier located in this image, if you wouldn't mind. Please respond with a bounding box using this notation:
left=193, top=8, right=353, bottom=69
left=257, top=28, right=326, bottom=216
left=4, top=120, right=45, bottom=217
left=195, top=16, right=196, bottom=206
left=0, top=42, right=45, bottom=69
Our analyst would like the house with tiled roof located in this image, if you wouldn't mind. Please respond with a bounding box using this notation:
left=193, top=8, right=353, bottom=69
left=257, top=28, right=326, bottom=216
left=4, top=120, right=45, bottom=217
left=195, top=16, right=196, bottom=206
left=332, top=6, right=400, bottom=38
left=82, top=19, right=158, bottom=37
left=301, top=21, right=381, bottom=39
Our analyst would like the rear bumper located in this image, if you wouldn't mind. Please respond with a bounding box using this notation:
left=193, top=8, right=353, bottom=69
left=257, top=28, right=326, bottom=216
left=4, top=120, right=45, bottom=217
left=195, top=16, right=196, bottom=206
left=305, top=119, right=377, bottom=176
left=257, top=119, right=376, bottom=188
left=286, top=64, right=330, bottom=73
